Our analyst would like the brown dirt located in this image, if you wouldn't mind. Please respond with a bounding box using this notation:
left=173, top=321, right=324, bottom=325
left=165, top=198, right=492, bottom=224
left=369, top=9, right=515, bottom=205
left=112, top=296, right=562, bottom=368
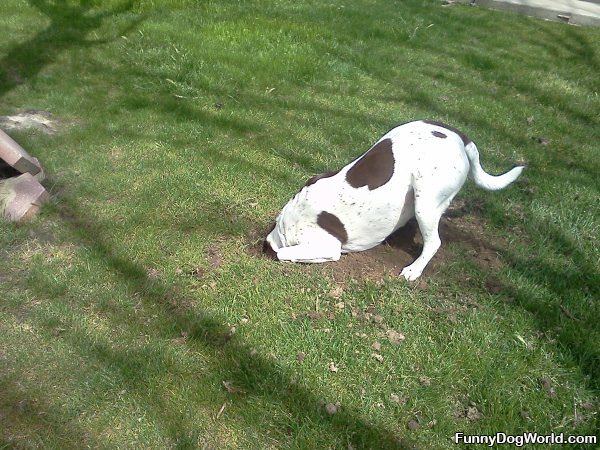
left=247, top=199, right=507, bottom=285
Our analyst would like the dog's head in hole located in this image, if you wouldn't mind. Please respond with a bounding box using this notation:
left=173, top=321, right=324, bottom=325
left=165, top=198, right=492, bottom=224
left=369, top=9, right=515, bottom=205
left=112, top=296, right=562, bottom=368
left=262, top=223, right=278, bottom=260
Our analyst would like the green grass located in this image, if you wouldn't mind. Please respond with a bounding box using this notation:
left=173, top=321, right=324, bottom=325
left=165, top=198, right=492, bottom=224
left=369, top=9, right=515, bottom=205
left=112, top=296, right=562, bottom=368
left=1, top=0, right=599, bottom=448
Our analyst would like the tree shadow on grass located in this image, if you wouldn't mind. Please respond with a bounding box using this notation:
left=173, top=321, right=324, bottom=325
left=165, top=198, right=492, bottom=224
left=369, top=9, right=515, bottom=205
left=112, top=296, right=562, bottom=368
left=381, top=76, right=600, bottom=392
left=0, top=0, right=143, bottom=98
left=0, top=372, right=100, bottom=448
left=19, top=184, right=409, bottom=449
left=121, top=94, right=262, bottom=137
left=102, top=21, right=600, bottom=398
left=483, top=201, right=600, bottom=392
left=529, top=25, right=599, bottom=76
left=110, top=70, right=384, bottom=177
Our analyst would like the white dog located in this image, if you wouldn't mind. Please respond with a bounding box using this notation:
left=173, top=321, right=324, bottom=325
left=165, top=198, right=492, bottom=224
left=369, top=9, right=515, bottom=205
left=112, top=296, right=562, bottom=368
left=264, top=120, right=524, bottom=280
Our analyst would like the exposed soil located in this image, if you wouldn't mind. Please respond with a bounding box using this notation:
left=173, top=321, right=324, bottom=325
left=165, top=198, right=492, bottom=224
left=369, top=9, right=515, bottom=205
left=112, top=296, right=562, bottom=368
left=319, top=221, right=419, bottom=284
left=0, top=110, right=62, bottom=134
left=247, top=199, right=507, bottom=285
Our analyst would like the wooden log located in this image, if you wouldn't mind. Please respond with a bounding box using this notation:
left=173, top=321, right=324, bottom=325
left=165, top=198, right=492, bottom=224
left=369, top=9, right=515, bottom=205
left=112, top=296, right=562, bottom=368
left=0, top=173, right=49, bottom=222
left=0, top=128, right=42, bottom=175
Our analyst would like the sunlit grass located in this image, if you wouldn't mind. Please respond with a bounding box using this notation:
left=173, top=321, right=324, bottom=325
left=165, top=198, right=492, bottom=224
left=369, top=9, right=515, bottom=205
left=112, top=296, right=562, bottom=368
left=0, top=0, right=598, bottom=448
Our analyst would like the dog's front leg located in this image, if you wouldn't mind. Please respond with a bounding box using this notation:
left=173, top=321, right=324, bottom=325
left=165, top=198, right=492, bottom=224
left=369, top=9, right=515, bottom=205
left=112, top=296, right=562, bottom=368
left=277, top=240, right=341, bottom=263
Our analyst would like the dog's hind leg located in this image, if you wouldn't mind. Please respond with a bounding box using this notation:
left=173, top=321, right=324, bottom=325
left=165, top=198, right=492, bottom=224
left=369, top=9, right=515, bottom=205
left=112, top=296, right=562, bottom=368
left=400, top=187, right=458, bottom=281
left=400, top=202, right=445, bottom=281
left=400, top=144, right=469, bottom=280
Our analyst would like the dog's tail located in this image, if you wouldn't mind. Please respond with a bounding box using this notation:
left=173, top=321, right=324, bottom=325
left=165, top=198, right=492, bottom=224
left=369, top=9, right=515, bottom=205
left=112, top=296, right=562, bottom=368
left=464, top=142, right=525, bottom=191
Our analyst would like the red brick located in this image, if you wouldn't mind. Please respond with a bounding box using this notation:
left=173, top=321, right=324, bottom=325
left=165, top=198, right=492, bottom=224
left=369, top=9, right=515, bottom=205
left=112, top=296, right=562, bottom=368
left=0, top=129, right=42, bottom=175
left=0, top=173, right=49, bottom=222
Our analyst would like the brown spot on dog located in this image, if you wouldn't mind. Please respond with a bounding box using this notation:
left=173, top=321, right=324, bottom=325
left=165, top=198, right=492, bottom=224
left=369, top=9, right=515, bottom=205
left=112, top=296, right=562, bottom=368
left=317, top=211, right=348, bottom=244
left=346, top=138, right=394, bottom=190
left=423, top=120, right=471, bottom=145
left=431, top=130, right=447, bottom=139
left=304, top=170, right=339, bottom=187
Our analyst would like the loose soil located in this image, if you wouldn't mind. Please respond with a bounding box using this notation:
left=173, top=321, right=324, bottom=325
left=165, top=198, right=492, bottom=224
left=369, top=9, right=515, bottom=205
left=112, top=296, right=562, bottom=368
left=247, top=199, right=507, bottom=285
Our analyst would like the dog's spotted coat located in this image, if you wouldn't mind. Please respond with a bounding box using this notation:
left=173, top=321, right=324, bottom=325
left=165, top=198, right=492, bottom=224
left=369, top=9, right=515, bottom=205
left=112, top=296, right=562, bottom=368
left=265, top=120, right=524, bottom=280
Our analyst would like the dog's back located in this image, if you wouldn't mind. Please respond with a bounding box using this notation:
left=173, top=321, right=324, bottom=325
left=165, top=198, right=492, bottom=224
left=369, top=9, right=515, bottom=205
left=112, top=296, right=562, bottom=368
left=279, top=121, right=469, bottom=251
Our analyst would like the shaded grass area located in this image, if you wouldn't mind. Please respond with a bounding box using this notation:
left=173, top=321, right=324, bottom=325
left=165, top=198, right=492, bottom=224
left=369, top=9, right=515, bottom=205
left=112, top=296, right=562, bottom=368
left=0, top=0, right=599, bottom=447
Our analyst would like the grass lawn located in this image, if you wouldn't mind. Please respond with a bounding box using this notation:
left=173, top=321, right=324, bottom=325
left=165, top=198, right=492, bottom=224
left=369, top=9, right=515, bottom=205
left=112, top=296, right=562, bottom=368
left=1, top=0, right=599, bottom=448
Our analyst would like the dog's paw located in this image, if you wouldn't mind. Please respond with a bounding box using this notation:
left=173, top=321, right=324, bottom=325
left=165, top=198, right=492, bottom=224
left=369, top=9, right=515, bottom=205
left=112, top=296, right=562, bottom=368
left=400, top=265, right=422, bottom=281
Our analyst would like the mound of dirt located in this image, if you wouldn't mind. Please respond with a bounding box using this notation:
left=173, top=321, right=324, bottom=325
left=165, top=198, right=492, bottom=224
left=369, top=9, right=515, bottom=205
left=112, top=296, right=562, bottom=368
left=320, top=221, right=420, bottom=284
left=248, top=200, right=506, bottom=285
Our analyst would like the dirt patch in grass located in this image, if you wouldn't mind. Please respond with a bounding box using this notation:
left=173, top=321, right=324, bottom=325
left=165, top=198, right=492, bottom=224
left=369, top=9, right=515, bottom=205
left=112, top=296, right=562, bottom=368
left=319, top=222, right=419, bottom=284
left=0, top=110, right=63, bottom=134
left=247, top=199, right=507, bottom=285
left=183, top=242, right=226, bottom=280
